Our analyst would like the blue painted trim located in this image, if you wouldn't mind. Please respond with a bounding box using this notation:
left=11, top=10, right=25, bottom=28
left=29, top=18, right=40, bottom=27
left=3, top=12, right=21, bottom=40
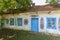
left=31, top=18, right=39, bottom=32
left=46, top=18, right=56, bottom=29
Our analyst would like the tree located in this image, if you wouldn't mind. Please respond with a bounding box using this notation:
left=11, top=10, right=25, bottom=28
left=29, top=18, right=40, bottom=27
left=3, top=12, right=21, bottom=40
left=0, top=0, right=32, bottom=14
left=46, top=0, right=58, bottom=6
left=16, top=0, right=32, bottom=11
left=0, top=17, right=6, bottom=29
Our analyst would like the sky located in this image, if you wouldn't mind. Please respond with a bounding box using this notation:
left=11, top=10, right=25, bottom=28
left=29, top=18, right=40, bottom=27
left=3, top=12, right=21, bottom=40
left=32, top=0, right=49, bottom=5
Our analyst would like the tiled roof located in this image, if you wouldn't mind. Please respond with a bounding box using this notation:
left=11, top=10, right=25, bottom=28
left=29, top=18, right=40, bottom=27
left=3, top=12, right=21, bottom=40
left=2, top=5, right=60, bottom=14
left=27, top=5, right=60, bottom=12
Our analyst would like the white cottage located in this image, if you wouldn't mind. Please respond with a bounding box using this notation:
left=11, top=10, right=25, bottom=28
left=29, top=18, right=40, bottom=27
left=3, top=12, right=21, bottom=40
left=1, top=0, right=60, bottom=34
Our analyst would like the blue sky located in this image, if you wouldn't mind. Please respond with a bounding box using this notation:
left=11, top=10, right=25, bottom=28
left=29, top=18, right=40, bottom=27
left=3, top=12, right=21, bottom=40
left=32, top=0, right=48, bottom=5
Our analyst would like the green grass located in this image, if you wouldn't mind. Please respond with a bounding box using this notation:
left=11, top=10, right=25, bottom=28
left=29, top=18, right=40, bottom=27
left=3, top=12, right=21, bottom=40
left=0, top=28, right=60, bottom=40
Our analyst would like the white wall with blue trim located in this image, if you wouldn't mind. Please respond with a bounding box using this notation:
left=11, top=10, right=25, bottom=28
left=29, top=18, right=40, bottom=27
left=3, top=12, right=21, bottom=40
left=3, top=11, right=60, bottom=34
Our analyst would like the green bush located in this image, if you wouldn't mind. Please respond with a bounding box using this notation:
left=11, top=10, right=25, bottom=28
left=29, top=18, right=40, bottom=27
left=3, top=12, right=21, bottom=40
left=0, top=17, right=6, bottom=29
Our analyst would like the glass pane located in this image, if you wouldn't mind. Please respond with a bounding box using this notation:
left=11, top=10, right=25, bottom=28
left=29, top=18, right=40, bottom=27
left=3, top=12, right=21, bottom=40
left=47, top=18, right=56, bottom=29
left=47, top=18, right=51, bottom=28
left=10, top=18, right=14, bottom=25
left=51, top=19, right=55, bottom=28
left=17, top=18, right=22, bottom=26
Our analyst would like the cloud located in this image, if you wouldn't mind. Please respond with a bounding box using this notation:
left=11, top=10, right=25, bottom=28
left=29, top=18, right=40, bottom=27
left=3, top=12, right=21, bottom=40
left=32, top=0, right=48, bottom=5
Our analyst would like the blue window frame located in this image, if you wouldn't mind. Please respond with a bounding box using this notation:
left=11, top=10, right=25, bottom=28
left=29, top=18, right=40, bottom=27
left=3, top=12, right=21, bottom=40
left=58, top=18, right=60, bottom=30
left=47, top=18, right=56, bottom=29
left=10, top=18, right=14, bottom=25
left=17, top=18, right=22, bottom=26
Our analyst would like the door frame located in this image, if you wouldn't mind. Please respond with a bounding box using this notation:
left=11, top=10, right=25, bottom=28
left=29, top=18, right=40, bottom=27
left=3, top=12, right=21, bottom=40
left=31, top=17, right=39, bottom=32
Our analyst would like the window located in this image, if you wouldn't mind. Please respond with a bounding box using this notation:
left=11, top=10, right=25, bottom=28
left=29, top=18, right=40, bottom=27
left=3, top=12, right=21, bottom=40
left=24, top=19, right=28, bottom=25
left=40, top=18, right=44, bottom=29
left=47, top=18, right=56, bottom=29
left=10, top=18, right=14, bottom=25
left=17, top=18, right=22, bottom=26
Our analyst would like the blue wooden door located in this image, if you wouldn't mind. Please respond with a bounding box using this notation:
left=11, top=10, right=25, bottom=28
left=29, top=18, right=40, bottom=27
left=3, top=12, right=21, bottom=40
left=31, top=18, right=38, bottom=32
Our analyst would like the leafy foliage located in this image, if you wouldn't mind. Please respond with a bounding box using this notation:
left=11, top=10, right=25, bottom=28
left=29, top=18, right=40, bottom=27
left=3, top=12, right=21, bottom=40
left=46, top=0, right=58, bottom=6
left=0, top=17, right=6, bottom=29
left=0, top=0, right=32, bottom=14
left=16, top=0, right=32, bottom=11
left=0, top=0, right=32, bottom=29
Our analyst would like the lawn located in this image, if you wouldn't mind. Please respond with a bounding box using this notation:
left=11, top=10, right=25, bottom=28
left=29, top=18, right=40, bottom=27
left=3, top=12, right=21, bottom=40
left=0, top=28, right=60, bottom=40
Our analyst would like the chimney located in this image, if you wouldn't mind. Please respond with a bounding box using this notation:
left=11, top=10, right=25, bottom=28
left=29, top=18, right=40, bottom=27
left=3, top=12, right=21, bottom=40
left=32, top=3, right=35, bottom=7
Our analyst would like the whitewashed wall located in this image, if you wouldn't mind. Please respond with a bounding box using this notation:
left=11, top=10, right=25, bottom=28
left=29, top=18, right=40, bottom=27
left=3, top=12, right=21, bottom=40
left=3, top=10, right=60, bottom=34
left=38, top=11, right=60, bottom=34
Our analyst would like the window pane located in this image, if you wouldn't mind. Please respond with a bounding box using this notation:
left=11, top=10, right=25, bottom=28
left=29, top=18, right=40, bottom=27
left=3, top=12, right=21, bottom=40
left=47, top=18, right=51, bottom=28
left=10, top=18, right=14, bottom=25
left=51, top=19, right=55, bottom=28
left=47, top=18, right=56, bottom=29
left=17, top=18, right=22, bottom=26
